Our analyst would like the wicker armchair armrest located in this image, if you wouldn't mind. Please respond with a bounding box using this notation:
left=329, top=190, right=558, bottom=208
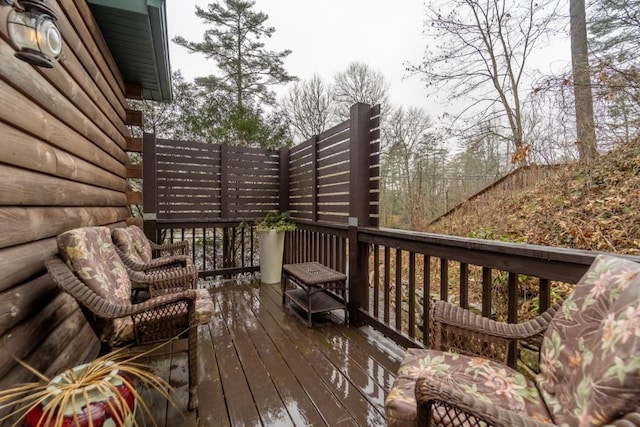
left=415, top=377, right=556, bottom=427
left=126, top=264, right=197, bottom=294
left=114, top=245, right=191, bottom=271
left=150, top=240, right=189, bottom=256
left=430, top=300, right=559, bottom=344
left=45, top=256, right=197, bottom=318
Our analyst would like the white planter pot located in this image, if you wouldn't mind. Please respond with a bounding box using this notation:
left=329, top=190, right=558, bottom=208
left=258, top=229, right=285, bottom=284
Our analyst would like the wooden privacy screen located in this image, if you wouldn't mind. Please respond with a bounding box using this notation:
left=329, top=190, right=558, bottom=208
left=145, top=138, right=281, bottom=220
left=143, top=103, right=381, bottom=226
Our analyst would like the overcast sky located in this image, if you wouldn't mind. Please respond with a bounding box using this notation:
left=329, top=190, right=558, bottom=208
left=165, top=1, right=571, bottom=116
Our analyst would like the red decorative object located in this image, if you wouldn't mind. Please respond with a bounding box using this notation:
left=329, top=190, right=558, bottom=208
left=23, top=365, right=135, bottom=427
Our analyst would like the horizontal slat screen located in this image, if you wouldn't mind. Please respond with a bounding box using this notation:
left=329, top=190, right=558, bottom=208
left=145, top=103, right=381, bottom=226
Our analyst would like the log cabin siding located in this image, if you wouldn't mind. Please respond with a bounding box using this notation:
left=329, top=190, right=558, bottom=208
left=0, top=0, right=134, bottom=393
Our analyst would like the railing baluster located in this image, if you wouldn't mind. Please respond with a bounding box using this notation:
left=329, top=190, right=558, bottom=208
left=482, top=267, right=492, bottom=318
left=423, top=255, right=431, bottom=346
left=507, top=272, right=518, bottom=368
left=408, top=252, right=416, bottom=338
left=250, top=226, right=255, bottom=268
left=213, top=226, right=217, bottom=270
left=373, top=244, right=380, bottom=318
left=240, top=227, right=246, bottom=268
left=202, top=227, right=207, bottom=273
left=384, top=246, right=390, bottom=324
left=440, top=258, right=449, bottom=302
left=395, top=248, right=402, bottom=331
left=539, top=278, right=550, bottom=314
left=460, top=262, right=469, bottom=309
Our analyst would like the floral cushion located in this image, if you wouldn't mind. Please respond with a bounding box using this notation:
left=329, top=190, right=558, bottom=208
left=127, top=225, right=153, bottom=263
left=57, top=227, right=133, bottom=342
left=386, top=349, right=552, bottom=426
left=385, top=376, right=421, bottom=427
left=112, top=227, right=145, bottom=264
left=537, top=254, right=640, bottom=426
left=193, top=289, right=215, bottom=324
left=110, top=289, right=214, bottom=346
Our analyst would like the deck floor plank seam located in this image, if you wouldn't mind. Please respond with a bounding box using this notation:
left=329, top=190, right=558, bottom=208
left=135, top=280, right=404, bottom=426
left=260, top=282, right=390, bottom=424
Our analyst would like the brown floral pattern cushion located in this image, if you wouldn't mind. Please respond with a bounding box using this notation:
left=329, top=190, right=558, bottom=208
left=111, top=289, right=214, bottom=346
left=385, top=348, right=552, bottom=426
left=127, top=225, right=153, bottom=263
left=112, top=227, right=145, bottom=264
left=56, top=226, right=133, bottom=342
left=537, top=254, right=640, bottom=426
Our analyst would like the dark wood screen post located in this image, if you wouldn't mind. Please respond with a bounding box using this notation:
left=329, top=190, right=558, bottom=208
left=279, top=147, right=290, bottom=212
left=142, top=132, right=158, bottom=243
left=311, top=135, right=319, bottom=221
left=348, top=103, right=372, bottom=326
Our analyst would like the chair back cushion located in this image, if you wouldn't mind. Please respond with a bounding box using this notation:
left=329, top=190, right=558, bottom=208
left=57, top=227, right=132, bottom=305
left=126, top=225, right=153, bottom=263
left=537, top=254, right=640, bottom=425
left=112, top=227, right=144, bottom=264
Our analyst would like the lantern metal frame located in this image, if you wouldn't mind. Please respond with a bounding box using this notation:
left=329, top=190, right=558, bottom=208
left=3, top=0, right=62, bottom=68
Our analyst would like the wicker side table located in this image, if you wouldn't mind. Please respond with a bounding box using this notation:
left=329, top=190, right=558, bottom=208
left=282, top=262, right=348, bottom=327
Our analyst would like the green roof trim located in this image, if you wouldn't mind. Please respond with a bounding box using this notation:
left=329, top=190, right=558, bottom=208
left=87, top=0, right=172, bottom=102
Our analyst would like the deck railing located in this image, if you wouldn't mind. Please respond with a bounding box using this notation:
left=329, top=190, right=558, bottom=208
left=153, top=215, right=640, bottom=368
left=140, top=102, right=640, bottom=369
left=283, top=222, right=640, bottom=367
left=154, top=220, right=259, bottom=280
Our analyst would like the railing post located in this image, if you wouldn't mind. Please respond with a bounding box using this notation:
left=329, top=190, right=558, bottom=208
left=142, top=132, right=158, bottom=243
left=348, top=224, right=368, bottom=326
left=349, top=103, right=372, bottom=227
left=220, top=144, right=229, bottom=219
left=348, top=103, right=372, bottom=326
left=311, top=135, right=319, bottom=222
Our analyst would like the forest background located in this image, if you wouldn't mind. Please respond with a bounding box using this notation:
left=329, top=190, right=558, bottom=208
left=131, top=0, right=639, bottom=243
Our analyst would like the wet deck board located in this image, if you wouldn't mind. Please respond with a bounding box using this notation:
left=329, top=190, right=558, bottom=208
left=137, top=280, right=403, bottom=426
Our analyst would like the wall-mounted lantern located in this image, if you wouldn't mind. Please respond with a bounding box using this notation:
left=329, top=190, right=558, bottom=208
left=3, top=0, right=62, bottom=68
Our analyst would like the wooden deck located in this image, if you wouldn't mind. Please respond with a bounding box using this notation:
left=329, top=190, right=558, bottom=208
left=137, top=280, right=403, bottom=426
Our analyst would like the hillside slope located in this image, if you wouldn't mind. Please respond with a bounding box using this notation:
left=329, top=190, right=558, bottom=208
left=427, top=140, right=640, bottom=255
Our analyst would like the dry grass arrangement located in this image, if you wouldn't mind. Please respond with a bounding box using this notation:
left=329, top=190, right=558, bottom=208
left=0, top=344, right=176, bottom=427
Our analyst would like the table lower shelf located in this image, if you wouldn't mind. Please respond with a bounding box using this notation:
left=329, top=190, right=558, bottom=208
left=284, top=288, right=346, bottom=326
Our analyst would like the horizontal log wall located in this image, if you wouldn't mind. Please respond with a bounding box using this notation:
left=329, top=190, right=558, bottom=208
left=0, top=0, right=130, bottom=398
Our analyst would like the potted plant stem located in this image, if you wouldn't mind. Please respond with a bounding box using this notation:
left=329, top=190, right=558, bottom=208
left=255, top=211, right=296, bottom=284
left=0, top=346, right=174, bottom=427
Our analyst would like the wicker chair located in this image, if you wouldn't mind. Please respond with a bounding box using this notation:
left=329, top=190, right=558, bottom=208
left=386, top=254, right=640, bottom=426
left=46, top=226, right=214, bottom=410
left=112, top=225, right=197, bottom=296
left=115, top=225, right=190, bottom=260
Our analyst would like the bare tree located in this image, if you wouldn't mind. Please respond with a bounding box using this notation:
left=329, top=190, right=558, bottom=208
left=381, top=106, right=443, bottom=229
left=332, top=62, right=390, bottom=120
left=570, top=0, right=598, bottom=160
left=409, top=0, right=561, bottom=166
left=280, top=74, right=336, bottom=142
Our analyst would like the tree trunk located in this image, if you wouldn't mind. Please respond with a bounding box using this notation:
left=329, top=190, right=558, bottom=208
left=570, top=0, right=598, bottom=160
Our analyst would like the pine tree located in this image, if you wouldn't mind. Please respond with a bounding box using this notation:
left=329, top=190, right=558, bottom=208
left=173, top=0, right=295, bottom=110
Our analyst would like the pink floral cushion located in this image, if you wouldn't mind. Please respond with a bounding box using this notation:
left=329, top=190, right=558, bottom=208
left=537, top=254, right=640, bottom=425
left=386, top=348, right=552, bottom=426
left=56, top=227, right=133, bottom=343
